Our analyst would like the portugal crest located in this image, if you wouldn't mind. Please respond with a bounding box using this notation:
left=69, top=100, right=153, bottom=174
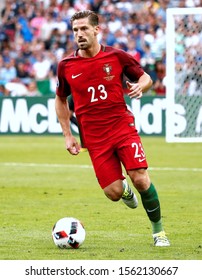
left=103, top=64, right=115, bottom=81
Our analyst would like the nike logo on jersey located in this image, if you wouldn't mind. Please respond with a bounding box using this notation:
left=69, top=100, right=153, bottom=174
left=72, top=73, right=82, bottom=79
left=138, top=158, right=145, bottom=162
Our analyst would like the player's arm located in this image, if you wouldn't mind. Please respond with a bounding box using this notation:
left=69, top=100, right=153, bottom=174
left=55, top=95, right=80, bottom=155
left=126, top=72, right=153, bottom=99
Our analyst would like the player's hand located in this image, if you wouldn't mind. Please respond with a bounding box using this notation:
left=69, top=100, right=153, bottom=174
left=65, top=135, right=80, bottom=155
left=126, top=81, right=143, bottom=99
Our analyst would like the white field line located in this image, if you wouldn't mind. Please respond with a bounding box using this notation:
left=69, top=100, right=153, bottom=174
left=0, top=162, right=202, bottom=172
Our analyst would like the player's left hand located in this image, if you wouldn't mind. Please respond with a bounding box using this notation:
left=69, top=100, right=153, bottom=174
left=126, top=81, right=143, bottom=99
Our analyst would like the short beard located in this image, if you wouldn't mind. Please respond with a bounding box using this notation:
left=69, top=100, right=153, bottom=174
left=79, top=45, right=87, bottom=50
left=78, top=41, right=88, bottom=49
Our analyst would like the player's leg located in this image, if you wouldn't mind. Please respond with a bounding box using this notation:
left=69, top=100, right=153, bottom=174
left=117, top=136, right=170, bottom=246
left=128, top=169, right=161, bottom=230
left=103, top=178, right=138, bottom=209
left=88, top=146, right=138, bottom=208
left=103, top=179, right=124, bottom=201
left=128, top=169, right=170, bottom=246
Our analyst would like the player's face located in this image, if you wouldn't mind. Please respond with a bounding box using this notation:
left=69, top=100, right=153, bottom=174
left=72, top=18, right=99, bottom=50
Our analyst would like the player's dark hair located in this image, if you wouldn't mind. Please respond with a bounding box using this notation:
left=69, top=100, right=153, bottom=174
left=70, top=10, right=99, bottom=26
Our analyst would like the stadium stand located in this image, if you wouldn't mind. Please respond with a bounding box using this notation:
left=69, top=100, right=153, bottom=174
left=0, top=0, right=201, bottom=97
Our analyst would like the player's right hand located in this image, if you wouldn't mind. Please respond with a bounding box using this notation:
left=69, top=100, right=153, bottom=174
left=65, top=135, right=80, bottom=155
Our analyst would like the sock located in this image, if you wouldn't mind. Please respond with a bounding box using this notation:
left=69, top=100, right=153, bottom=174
left=139, top=183, right=163, bottom=234
left=151, top=219, right=163, bottom=234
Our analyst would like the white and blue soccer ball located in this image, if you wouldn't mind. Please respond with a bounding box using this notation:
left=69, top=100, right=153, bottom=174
left=52, top=217, right=86, bottom=249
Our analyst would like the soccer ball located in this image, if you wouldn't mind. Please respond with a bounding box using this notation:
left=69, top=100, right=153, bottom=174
left=52, top=217, right=86, bottom=249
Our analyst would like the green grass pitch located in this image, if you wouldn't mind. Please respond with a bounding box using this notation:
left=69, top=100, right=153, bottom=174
left=0, top=136, right=201, bottom=260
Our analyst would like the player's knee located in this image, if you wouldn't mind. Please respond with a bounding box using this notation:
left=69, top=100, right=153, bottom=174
left=129, top=170, right=150, bottom=192
left=103, top=182, right=123, bottom=201
left=105, top=191, right=122, bottom=201
left=134, top=179, right=149, bottom=192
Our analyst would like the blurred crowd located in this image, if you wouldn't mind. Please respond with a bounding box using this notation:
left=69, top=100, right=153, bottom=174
left=0, top=0, right=201, bottom=97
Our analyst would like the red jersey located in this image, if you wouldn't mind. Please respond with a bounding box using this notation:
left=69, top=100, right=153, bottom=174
left=56, top=45, right=144, bottom=147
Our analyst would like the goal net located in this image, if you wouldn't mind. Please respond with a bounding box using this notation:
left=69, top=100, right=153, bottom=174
left=166, top=8, right=202, bottom=142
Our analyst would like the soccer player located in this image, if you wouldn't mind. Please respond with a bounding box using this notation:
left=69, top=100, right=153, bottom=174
left=55, top=10, right=170, bottom=246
